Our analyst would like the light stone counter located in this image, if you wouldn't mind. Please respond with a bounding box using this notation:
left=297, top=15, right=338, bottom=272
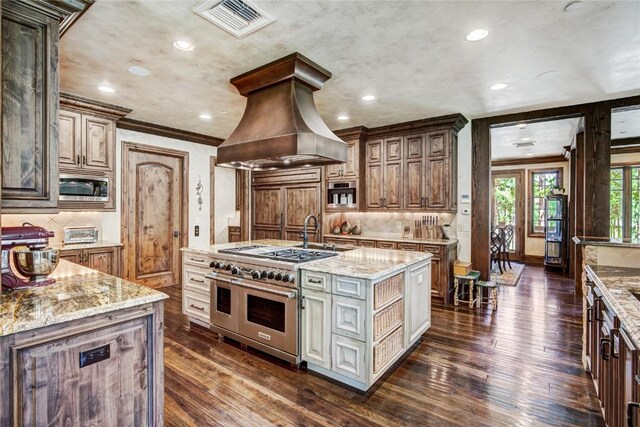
left=585, top=265, right=640, bottom=347
left=0, top=259, right=167, bottom=337
left=51, top=240, right=123, bottom=250
left=324, top=233, right=457, bottom=247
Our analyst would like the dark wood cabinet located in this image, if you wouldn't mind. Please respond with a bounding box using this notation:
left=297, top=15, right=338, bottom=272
left=619, top=328, right=638, bottom=427
left=82, top=114, right=115, bottom=172
left=363, top=116, right=466, bottom=213
left=326, top=139, right=358, bottom=180
left=1, top=1, right=65, bottom=212
left=59, top=110, right=83, bottom=169
left=252, top=168, right=321, bottom=242
left=59, top=245, right=121, bottom=277
left=228, top=226, right=241, bottom=243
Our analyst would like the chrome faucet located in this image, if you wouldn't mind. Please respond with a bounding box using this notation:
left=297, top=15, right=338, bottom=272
left=302, top=215, right=319, bottom=249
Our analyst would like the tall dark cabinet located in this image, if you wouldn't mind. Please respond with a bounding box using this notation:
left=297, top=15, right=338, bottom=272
left=544, top=194, right=569, bottom=271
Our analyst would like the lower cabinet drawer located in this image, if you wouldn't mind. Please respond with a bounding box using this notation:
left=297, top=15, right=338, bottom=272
left=183, top=253, right=211, bottom=269
left=183, top=291, right=211, bottom=322
left=359, top=240, right=376, bottom=248
left=332, top=296, right=366, bottom=341
left=332, top=334, right=367, bottom=383
left=422, top=245, right=440, bottom=254
left=398, top=243, right=419, bottom=251
left=333, top=275, right=367, bottom=300
left=183, top=267, right=210, bottom=294
left=373, top=326, right=404, bottom=374
left=301, top=270, right=332, bottom=292
left=376, top=241, right=398, bottom=250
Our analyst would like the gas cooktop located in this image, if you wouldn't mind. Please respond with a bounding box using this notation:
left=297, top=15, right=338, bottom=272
left=219, top=245, right=338, bottom=263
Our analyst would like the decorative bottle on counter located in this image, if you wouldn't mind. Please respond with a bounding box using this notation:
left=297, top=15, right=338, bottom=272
left=351, top=221, right=362, bottom=235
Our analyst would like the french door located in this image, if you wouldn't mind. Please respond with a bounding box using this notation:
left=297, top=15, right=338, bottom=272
left=491, top=169, right=525, bottom=262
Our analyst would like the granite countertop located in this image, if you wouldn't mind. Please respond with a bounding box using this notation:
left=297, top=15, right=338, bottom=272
left=573, top=236, right=640, bottom=248
left=323, top=233, right=458, bottom=246
left=585, top=265, right=640, bottom=346
left=301, top=247, right=432, bottom=280
left=0, top=260, right=167, bottom=337
left=52, top=240, right=123, bottom=250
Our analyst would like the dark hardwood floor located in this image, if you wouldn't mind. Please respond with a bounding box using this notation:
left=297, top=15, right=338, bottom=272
left=163, top=265, right=605, bottom=426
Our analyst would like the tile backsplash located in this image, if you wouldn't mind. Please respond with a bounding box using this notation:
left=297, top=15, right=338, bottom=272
left=2, top=212, right=105, bottom=245
left=324, top=211, right=457, bottom=236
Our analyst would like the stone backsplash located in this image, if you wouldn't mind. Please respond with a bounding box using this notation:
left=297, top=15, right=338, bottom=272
left=324, top=211, right=457, bottom=237
left=2, top=212, right=104, bottom=245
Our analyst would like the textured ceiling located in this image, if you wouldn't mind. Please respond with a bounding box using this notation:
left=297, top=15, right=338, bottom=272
left=59, top=0, right=640, bottom=139
left=490, top=118, right=579, bottom=160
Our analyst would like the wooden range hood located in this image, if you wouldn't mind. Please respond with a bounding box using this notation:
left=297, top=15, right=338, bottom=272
left=217, top=53, right=347, bottom=170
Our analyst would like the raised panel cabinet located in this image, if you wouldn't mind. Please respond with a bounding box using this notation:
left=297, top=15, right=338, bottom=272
left=1, top=1, right=62, bottom=212
left=83, top=114, right=114, bottom=172
left=59, top=245, right=121, bottom=277
left=365, top=137, right=403, bottom=210
left=326, top=139, right=359, bottom=180
left=406, top=261, right=431, bottom=345
left=59, top=110, right=82, bottom=169
left=301, top=289, right=332, bottom=370
left=332, top=295, right=367, bottom=342
left=426, top=157, right=447, bottom=209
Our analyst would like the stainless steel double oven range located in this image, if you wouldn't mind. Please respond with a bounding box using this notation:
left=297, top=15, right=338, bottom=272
left=205, top=245, right=337, bottom=365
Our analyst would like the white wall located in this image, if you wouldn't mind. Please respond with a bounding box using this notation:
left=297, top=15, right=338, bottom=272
left=102, top=129, right=236, bottom=250
left=455, top=124, right=472, bottom=262
left=492, top=160, right=571, bottom=257
left=612, top=152, right=640, bottom=164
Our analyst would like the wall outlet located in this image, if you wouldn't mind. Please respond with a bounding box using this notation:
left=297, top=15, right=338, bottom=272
left=396, top=221, right=402, bottom=230
left=194, top=225, right=200, bottom=237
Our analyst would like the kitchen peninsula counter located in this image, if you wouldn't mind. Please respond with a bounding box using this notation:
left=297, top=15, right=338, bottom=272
left=0, top=260, right=167, bottom=425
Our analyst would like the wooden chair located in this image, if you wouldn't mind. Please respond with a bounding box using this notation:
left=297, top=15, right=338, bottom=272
left=490, top=227, right=504, bottom=274
left=501, top=225, right=514, bottom=270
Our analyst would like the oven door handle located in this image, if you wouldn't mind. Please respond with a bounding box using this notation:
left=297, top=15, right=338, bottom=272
left=235, top=281, right=297, bottom=299
left=205, top=273, right=234, bottom=283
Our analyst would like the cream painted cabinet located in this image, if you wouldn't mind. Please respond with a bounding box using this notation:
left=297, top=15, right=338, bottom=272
left=406, top=261, right=431, bottom=345
left=301, top=289, right=331, bottom=370
left=332, top=295, right=367, bottom=341
left=182, top=251, right=212, bottom=327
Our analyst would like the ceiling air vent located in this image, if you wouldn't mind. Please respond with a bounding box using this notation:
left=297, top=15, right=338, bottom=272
left=513, top=141, right=536, bottom=148
left=194, top=0, right=275, bottom=39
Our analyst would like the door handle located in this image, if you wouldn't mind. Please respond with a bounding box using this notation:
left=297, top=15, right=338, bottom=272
left=279, top=213, right=284, bottom=232
left=586, top=307, right=593, bottom=322
left=235, top=281, right=297, bottom=299
left=76, top=155, right=80, bottom=166
left=189, top=304, right=205, bottom=311
left=300, top=296, right=306, bottom=309
left=173, top=231, right=180, bottom=238
left=628, top=402, right=640, bottom=427
left=82, top=155, right=86, bottom=165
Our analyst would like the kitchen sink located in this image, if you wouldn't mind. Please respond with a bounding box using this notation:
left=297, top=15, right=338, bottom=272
left=294, top=243, right=355, bottom=252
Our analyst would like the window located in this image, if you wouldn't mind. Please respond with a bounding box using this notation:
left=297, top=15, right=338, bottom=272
left=610, top=165, right=640, bottom=240
left=529, top=168, right=562, bottom=236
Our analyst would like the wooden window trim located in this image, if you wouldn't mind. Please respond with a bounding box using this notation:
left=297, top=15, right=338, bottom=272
left=611, top=164, right=640, bottom=239
left=528, top=167, right=563, bottom=238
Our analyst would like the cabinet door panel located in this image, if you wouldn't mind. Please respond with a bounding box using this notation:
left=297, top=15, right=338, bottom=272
left=384, top=137, right=402, bottom=162
left=405, top=159, right=424, bottom=210
left=17, top=317, right=150, bottom=426
left=620, top=329, right=638, bottom=427
left=2, top=7, right=58, bottom=209
left=343, top=140, right=359, bottom=179
left=427, top=131, right=448, bottom=157
left=384, top=163, right=402, bottom=209
left=83, top=115, right=114, bottom=172
left=426, top=158, right=447, bottom=209
left=302, top=289, right=331, bottom=369
left=59, top=249, right=83, bottom=265
left=86, top=247, right=117, bottom=276
left=407, top=262, right=430, bottom=344
left=332, top=295, right=366, bottom=341
left=366, top=140, right=382, bottom=163
left=405, top=134, right=424, bottom=159
left=366, top=164, right=383, bottom=209
left=253, top=187, right=282, bottom=229
left=59, top=110, right=82, bottom=169
left=326, top=163, right=342, bottom=180
left=430, top=257, right=442, bottom=298
left=284, top=184, right=320, bottom=241
left=332, top=334, right=367, bottom=383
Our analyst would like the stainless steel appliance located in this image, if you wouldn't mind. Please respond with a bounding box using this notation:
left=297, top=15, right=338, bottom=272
left=1, top=225, right=59, bottom=290
left=205, top=245, right=338, bottom=364
left=59, top=174, right=109, bottom=202
left=327, top=181, right=357, bottom=209
left=63, top=226, right=99, bottom=244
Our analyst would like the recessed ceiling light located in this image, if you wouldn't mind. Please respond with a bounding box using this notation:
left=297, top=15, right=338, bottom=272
left=98, top=85, right=115, bottom=93
left=466, top=29, right=488, bottom=42
left=199, top=113, right=212, bottom=120
left=522, top=137, right=531, bottom=141
left=517, top=123, right=527, bottom=129
left=526, top=153, right=534, bottom=156
left=361, top=95, right=375, bottom=101
left=337, top=115, right=349, bottom=121
left=127, top=66, right=150, bottom=77
left=490, top=83, right=508, bottom=90
left=173, top=40, right=193, bottom=51
left=536, top=70, right=560, bottom=80
left=220, top=109, right=228, bottom=114
left=564, top=1, right=583, bottom=12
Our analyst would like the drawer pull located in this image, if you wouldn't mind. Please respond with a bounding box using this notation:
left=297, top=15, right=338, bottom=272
left=189, top=304, right=205, bottom=311
left=190, top=258, right=205, bottom=263
left=191, top=278, right=205, bottom=283
left=308, top=278, right=322, bottom=284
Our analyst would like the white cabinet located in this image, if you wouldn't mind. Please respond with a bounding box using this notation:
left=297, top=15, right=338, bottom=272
left=182, top=251, right=212, bottom=326
left=332, top=335, right=367, bottom=383
left=332, top=296, right=367, bottom=341
left=406, top=261, right=431, bottom=345
left=301, top=289, right=332, bottom=370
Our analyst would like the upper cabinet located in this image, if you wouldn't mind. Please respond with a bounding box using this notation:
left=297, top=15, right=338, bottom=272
left=363, top=115, right=467, bottom=213
left=59, top=93, right=131, bottom=175
left=326, top=127, right=366, bottom=181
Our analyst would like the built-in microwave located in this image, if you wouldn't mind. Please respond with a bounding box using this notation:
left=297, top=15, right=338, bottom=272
left=59, top=174, right=109, bottom=202
left=327, top=181, right=357, bottom=209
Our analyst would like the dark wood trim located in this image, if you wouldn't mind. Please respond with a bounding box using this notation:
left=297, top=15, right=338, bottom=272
left=610, top=95, right=640, bottom=109
left=623, top=166, right=632, bottom=239
left=491, top=155, right=568, bottom=167
left=210, top=156, right=216, bottom=245
left=569, top=148, right=576, bottom=279
left=523, top=254, right=545, bottom=265
left=612, top=137, right=640, bottom=147
left=491, top=169, right=525, bottom=262
left=574, top=133, right=585, bottom=290
left=471, top=119, right=491, bottom=280
left=240, top=170, right=251, bottom=241
left=527, top=167, right=564, bottom=237
left=562, top=145, right=571, bottom=159
left=365, top=114, right=468, bottom=137
left=60, top=92, right=131, bottom=118
left=333, top=126, right=369, bottom=140
left=121, top=142, right=189, bottom=285
left=612, top=145, right=640, bottom=155
left=117, top=118, right=224, bottom=147
left=59, top=0, right=93, bottom=38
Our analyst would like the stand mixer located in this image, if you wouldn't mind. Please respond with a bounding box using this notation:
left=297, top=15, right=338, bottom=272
left=1, top=225, right=60, bottom=290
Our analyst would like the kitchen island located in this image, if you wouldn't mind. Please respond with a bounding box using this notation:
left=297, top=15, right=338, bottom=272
left=182, top=239, right=431, bottom=391
left=0, top=260, right=167, bottom=426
